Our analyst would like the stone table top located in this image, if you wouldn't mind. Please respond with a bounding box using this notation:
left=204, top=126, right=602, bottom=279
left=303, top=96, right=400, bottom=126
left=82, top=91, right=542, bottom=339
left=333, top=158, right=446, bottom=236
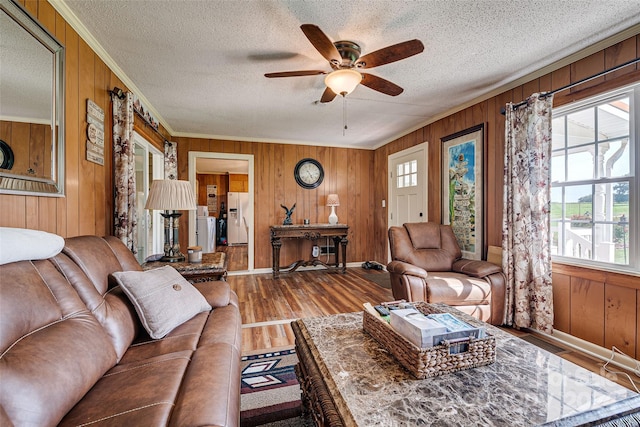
left=142, top=252, right=226, bottom=273
left=297, top=306, right=640, bottom=426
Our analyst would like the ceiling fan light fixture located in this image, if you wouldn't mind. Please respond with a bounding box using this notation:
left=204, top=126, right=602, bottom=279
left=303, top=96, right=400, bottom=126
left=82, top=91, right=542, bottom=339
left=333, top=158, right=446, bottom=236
left=324, top=69, right=362, bottom=96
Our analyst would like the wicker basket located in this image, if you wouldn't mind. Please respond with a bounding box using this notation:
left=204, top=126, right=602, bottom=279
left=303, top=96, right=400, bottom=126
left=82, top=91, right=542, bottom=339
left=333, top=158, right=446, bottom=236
left=362, top=303, right=496, bottom=379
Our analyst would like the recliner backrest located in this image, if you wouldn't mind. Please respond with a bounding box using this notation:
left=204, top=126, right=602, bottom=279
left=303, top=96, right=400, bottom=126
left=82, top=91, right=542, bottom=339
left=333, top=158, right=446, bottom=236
left=58, top=236, right=143, bottom=361
left=389, top=222, right=462, bottom=271
left=0, top=259, right=117, bottom=426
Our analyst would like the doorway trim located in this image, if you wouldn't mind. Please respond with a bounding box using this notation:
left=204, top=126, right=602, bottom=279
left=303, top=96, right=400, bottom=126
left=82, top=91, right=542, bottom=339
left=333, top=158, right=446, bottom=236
left=188, top=151, right=255, bottom=272
left=387, top=142, right=428, bottom=260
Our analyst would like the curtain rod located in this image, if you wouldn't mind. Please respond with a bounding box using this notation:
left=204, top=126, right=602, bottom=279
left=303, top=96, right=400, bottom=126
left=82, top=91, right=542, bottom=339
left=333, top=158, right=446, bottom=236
left=110, top=87, right=168, bottom=142
left=500, top=57, right=640, bottom=115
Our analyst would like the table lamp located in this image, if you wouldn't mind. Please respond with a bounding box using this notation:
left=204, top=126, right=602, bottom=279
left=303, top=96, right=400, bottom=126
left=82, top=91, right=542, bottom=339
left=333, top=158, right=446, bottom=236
left=145, top=179, right=197, bottom=262
left=326, top=194, right=340, bottom=224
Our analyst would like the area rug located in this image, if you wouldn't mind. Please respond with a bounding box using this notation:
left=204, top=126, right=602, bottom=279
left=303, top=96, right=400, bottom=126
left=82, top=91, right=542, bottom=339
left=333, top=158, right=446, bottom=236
left=241, top=347, right=302, bottom=427
left=361, top=272, right=391, bottom=289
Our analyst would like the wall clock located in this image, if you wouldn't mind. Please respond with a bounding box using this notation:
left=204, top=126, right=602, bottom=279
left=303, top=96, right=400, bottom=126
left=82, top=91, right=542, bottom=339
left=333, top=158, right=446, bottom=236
left=294, top=158, right=324, bottom=189
left=0, top=140, right=14, bottom=170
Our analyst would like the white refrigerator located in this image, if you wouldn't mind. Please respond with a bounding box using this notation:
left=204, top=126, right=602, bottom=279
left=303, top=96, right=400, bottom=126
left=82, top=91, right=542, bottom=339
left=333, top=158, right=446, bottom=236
left=196, top=216, right=216, bottom=253
left=227, top=192, right=249, bottom=245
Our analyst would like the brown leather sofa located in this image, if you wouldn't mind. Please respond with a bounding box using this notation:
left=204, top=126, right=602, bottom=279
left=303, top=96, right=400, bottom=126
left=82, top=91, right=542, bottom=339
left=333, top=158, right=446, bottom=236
left=387, top=222, right=506, bottom=325
left=0, top=235, right=241, bottom=427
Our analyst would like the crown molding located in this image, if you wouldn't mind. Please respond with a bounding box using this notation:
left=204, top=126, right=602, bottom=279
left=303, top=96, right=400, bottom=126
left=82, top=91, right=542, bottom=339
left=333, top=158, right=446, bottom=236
left=48, top=0, right=175, bottom=135
left=374, top=23, right=640, bottom=150
left=47, top=1, right=639, bottom=150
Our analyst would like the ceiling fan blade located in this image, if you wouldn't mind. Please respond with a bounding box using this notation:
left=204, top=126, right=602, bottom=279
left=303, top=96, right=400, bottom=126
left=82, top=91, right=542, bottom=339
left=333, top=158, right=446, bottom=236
left=355, top=39, right=424, bottom=69
left=360, top=73, right=404, bottom=96
left=320, top=87, right=337, bottom=103
left=264, top=70, right=327, bottom=78
left=301, top=24, right=341, bottom=63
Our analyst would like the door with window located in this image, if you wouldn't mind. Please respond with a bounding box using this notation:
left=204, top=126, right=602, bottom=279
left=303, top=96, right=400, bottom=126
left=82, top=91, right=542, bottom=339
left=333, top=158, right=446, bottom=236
left=388, top=142, right=428, bottom=230
left=134, top=132, right=164, bottom=264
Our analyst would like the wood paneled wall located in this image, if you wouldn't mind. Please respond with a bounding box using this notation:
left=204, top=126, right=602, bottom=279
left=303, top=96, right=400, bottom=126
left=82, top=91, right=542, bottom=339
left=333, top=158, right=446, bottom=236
left=174, top=138, right=374, bottom=269
left=0, top=121, right=51, bottom=179
left=373, top=35, right=640, bottom=356
left=196, top=173, right=229, bottom=214
left=0, top=0, right=169, bottom=236
left=3, top=0, right=638, bottom=356
left=373, top=35, right=640, bottom=262
left=552, top=264, right=639, bottom=359
left=1, top=0, right=112, bottom=236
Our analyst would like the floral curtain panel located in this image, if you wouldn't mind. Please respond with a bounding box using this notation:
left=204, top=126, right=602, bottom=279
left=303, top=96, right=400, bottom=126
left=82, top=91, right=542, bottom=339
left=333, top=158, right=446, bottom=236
left=112, top=91, right=137, bottom=253
left=164, top=141, right=178, bottom=180
left=502, top=93, right=554, bottom=333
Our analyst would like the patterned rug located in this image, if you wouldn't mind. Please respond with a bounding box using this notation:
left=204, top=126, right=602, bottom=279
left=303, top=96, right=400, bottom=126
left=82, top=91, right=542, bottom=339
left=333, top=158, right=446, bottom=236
left=240, top=347, right=302, bottom=427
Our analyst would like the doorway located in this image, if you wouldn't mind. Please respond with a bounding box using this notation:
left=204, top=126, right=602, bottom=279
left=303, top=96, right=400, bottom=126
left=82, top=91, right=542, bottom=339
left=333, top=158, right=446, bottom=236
left=133, top=132, right=164, bottom=264
left=188, top=151, right=254, bottom=273
left=387, top=142, right=428, bottom=259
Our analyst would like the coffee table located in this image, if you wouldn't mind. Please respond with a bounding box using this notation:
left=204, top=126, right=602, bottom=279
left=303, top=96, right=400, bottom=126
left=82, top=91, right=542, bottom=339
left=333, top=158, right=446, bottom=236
left=292, top=304, right=640, bottom=426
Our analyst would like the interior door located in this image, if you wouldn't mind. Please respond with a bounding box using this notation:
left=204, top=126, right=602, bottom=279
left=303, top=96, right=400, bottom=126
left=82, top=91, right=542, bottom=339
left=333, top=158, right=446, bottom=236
left=388, top=142, right=428, bottom=230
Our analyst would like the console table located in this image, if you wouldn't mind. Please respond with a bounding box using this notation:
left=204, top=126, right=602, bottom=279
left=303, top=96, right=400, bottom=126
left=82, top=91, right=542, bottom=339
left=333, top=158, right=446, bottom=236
left=292, top=305, right=640, bottom=426
left=270, top=224, right=348, bottom=279
left=142, top=252, right=228, bottom=282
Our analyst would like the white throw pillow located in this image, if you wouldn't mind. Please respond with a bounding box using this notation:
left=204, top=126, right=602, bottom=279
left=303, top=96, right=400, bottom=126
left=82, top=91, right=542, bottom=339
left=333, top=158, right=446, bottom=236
left=111, top=266, right=212, bottom=339
left=0, top=227, right=65, bottom=265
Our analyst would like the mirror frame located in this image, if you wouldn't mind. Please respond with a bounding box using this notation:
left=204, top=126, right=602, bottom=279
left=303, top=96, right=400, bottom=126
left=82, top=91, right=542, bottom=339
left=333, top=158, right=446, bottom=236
left=0, top=0, right=65, bottom=197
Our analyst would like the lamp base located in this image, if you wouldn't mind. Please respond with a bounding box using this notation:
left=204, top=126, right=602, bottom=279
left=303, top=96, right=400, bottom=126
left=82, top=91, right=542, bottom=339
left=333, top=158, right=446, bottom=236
left=160, top=210, right=185, bottom=263
left=328, top=206, right=338, bottom=225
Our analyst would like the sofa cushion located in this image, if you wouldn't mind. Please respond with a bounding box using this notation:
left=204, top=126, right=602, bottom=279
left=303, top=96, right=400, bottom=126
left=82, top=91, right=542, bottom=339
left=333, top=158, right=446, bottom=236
left=52, top=252, right=140, bottom=362
left=425, top=272, right=492, bottom=306
left=0, top=260, right=117, bottom=427
left=59, top=351, right=192, bottom=426
left=112, top=266, right=212, bottom=339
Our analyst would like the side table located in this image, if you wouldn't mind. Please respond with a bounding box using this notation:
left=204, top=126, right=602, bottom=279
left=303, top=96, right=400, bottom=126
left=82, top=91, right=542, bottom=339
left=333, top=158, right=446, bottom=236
left=142, top=252, right=228, bottom=282
left=270, top=224, right=348, bottom=279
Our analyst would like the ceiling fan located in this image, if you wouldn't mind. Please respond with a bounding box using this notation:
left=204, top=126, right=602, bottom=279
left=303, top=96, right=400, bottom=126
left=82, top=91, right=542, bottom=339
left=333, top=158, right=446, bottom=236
left=265, top=24, right=424, bottom=103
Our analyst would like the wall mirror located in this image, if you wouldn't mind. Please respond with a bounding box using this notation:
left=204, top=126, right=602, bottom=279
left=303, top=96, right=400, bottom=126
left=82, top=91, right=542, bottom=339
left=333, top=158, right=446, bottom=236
left=0, top=0, right=65, bottom=196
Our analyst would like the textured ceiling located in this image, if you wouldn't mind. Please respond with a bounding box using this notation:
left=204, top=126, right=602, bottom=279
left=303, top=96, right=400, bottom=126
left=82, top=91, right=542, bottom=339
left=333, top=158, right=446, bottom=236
left=55, top=0, right=640, bottom=149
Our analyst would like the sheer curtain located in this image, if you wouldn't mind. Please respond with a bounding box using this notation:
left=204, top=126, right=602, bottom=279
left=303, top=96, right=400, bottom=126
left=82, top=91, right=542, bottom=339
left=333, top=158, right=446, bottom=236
left=112, top=91, right=137, bottom=253
left=502, top=93, right=554, bottom=332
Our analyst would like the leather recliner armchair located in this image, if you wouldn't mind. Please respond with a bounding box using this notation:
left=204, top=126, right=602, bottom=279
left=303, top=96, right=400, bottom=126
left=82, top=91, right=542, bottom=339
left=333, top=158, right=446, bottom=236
left=387, top=222, right=506, bottom=325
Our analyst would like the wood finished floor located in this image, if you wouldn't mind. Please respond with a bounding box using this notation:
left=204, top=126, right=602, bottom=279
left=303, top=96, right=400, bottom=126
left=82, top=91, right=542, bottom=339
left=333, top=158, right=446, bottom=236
left=223, top=246, right=638, bottom=392
left=218, top=243, right=248, bottom=271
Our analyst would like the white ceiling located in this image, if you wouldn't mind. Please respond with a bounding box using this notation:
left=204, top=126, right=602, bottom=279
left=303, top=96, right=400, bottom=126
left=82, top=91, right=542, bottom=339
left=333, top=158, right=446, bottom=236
left=55, top=0, right=640, bottom=150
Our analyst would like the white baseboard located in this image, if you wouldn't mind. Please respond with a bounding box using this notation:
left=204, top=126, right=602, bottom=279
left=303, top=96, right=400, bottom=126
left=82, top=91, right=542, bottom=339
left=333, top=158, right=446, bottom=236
left=530, top=328, right=640, bottom=374
left=227, top=262, right=370, bottom=276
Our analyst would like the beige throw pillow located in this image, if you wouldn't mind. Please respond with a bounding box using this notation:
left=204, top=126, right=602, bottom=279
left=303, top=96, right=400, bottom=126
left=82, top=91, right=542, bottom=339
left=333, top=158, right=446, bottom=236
left=111, top=266, right=212, bottom=339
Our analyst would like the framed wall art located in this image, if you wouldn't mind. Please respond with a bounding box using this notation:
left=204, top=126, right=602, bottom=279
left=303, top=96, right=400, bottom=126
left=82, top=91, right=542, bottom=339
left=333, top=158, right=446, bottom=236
left=441, top=124, right=485, bottom=260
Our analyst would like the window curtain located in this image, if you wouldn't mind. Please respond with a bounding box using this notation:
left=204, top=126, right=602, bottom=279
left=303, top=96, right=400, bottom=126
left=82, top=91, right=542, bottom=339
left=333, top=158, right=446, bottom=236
left=164, top=141, right=178, bottom=180
left=502, top=93, right=554, bottom=333
left=112, top=91, right=137, bottom=253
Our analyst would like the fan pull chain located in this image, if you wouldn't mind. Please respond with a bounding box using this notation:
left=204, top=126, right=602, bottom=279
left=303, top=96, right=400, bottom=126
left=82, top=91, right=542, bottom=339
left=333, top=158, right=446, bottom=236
left=343, top=95, right=348, bottom=136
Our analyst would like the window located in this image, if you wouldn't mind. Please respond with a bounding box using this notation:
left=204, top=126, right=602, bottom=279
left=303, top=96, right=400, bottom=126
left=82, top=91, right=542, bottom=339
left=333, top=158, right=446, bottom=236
left=396, top=159, right=418, bottom=188
left=551, top=83, right=638, bottom=271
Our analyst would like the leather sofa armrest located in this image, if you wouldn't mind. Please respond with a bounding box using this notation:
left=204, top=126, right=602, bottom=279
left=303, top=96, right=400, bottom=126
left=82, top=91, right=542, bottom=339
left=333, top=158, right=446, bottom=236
left=452, top=259, right=502, bottom=278
left=193, top=281, right=231, bottom=308
left=387, top=261, right=428, bottom=279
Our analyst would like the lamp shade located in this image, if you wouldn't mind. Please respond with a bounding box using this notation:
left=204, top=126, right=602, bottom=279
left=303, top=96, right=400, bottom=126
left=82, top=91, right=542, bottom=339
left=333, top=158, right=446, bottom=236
left=324, top=69, right=362, bottom=96
left=326, top=194, right=340, bottom=207
left=145, top=179, right=197, bottom=211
